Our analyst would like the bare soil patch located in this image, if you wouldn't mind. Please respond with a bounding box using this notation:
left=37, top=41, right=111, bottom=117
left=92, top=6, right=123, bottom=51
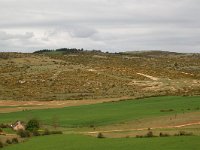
left=0, top=96, right=133, bottom=113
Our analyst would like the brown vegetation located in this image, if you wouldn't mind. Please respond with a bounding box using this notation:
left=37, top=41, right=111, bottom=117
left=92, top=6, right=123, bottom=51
left=0, top=51, right=200, bottom=101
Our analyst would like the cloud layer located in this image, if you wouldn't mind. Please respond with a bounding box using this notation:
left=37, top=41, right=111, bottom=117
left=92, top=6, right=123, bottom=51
left=0, top=0, right=200, bottom=53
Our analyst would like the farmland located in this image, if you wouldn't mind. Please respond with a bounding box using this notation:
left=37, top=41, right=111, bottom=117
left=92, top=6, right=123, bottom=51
left=3, top=134, right=200, bottom=150
left=0, top=96, right=199, bottom=149
left=0, top=96, right=199, bottom=128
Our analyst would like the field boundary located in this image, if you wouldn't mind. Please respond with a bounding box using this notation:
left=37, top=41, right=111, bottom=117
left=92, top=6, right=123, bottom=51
left=86, top=121, right=200, bottom=134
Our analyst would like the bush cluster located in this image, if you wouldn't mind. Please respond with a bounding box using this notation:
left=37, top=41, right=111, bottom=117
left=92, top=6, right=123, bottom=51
left=159, top=132, right=170, bottom=137
left=97, top=132, right=105, bottom=138
left=0, top=138, right=19, bottom=149
left=174, top=131, right=193, bottom=136
left=136, top=131, right=155, bottom=138
left=0, top=141, right=3, bottom=148
left=11, top=138, right=19, bottom=144
left=6, top=139, right=12, bottom=144
left=26, top=119, right=40, bottom=132
left=17, top=128, right=62, bottom=138
left=17, top=129, right=30, bottom=138
left=136, top=131, right=193, bottom=138
left=0, top=123, right=9, bottom=128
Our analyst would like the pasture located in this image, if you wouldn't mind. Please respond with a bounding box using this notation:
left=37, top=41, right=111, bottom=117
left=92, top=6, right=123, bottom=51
left=0, top=96, right=199, bottom=128
left=3, top=134, right=200, bottom=150
left=0, top=96, right=200, bottom=149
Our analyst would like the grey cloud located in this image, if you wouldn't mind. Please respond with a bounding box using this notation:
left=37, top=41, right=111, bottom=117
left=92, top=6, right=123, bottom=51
left=0, top=31, right=34, bottom=40
left=0, top=0, right=200, bottom=53
left=43, top=25, right=98, bottom=39
left=68, top=26, right=97, bottom=38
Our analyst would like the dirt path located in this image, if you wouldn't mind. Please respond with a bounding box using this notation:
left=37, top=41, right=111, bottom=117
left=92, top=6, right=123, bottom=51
left=86, top=121, right=200, bottom=134
left=137, top=73, right=159, bottom=81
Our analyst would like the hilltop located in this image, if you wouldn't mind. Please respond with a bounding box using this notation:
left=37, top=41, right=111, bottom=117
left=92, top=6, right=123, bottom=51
left=0, top=49, right=200, bottom=101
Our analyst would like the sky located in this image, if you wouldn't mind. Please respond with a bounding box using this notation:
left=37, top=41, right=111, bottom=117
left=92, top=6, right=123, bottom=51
left=0, top=0, right=200, bottom=53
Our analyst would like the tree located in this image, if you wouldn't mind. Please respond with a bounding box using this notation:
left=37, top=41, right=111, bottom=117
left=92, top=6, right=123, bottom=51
left=26, top=119, right=40, bottom=132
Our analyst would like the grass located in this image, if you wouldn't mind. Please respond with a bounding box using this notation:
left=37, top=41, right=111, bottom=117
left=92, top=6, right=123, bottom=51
left=1, top=128, right=15, bottom=134
left=3, top=134, right=200, bottom=150
left=0, top=96, right=199, bottom=127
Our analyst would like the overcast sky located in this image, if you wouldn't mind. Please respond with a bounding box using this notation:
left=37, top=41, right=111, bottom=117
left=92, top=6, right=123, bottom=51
left=0, top=0, right=200, bottom=53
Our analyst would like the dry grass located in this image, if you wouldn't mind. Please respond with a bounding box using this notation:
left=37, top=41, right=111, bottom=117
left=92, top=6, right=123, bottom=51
left=0, top=51, right=200, bottom=101
left=0, top=96, right=133, bottom=113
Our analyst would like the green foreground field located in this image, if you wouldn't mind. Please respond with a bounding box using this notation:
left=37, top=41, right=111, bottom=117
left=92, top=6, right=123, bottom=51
left=0, top=96, right=199, bottom=127
left=0, top=96, right=200, bottom=150
left=3, top=134, right=200, bottom=150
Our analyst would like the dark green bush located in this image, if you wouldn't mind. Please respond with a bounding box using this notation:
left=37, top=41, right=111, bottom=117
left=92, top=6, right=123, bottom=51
left=159, top=132, right=170, bottom=137
left=0, top=141, right=3, bottom=148
left=6, top=139, right=12, bottom=144
left=17, top=129, right=30, bottom=138
left=26, top=119, right=40, bottom=132
left=136, top=135, right=144, bottom=138
left=50, top=131, right=63, bottom=135
left=11, top=138, right=18, bottom=144
left=175, top=131, right=193, bottom=136
left=0, top=124, right=9, bottom=128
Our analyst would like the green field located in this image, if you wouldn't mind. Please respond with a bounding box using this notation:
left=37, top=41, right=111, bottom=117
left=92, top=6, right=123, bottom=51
left=0, top=96, right=199, bottom=127
left=3, top=134, right=200, bottom=150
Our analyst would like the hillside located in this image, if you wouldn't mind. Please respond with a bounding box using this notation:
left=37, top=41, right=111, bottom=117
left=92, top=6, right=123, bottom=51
left=0, top=50, right=200, bottom=101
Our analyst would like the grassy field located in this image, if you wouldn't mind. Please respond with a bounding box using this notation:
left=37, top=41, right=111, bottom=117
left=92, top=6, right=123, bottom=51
left=0, top=96, right=199, bottom=127
left=3, top=134, right=200, bottom=150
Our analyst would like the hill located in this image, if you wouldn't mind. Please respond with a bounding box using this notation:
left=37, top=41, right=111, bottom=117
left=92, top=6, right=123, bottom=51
left=0, top=50, right=200, bottom=100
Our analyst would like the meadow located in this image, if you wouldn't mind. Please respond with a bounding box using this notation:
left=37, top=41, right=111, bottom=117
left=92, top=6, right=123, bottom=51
left=3, top=134, right=200, bottom=150
left=0, top=96, right=200, bottom=150
left=0, top=96, right=199, bottom=127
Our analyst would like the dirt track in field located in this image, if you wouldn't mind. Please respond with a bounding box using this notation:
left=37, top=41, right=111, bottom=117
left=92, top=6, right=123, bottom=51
left=0, top=96, right=133, bottom=113
left=86, top=121, right=200, bottom=134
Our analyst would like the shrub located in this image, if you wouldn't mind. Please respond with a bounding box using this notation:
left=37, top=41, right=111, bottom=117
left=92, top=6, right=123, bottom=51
left=146, top=131, right=154, bottom=137
left=32, top=129, right=40, bottom=136
left=0, top=123, right=9, bottom=128
left=160, top=109, right=174, bottom=112
left=50, top=131, right=63, bottom=135
left=0, top=141, right=3, bottom=148
left=89, top=125, right=95, bottom=128
left=17, top=129, right=30, bottom=138
left=6, top=139, right=12, bottom=144
left=11, top=138, right=18, bottom=144
left=43, top=129, right=50, bottom=135
left=26, top=119, right=40, bottom=132
left=175, top=131, right=193, bottom=136
left=136, top=135, right=144, bottom=138
left=97, top=132, right=104, bottom=138
left=159, top=132, right=170, bottom=137
left=174, top=131, right=193, bottom=136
